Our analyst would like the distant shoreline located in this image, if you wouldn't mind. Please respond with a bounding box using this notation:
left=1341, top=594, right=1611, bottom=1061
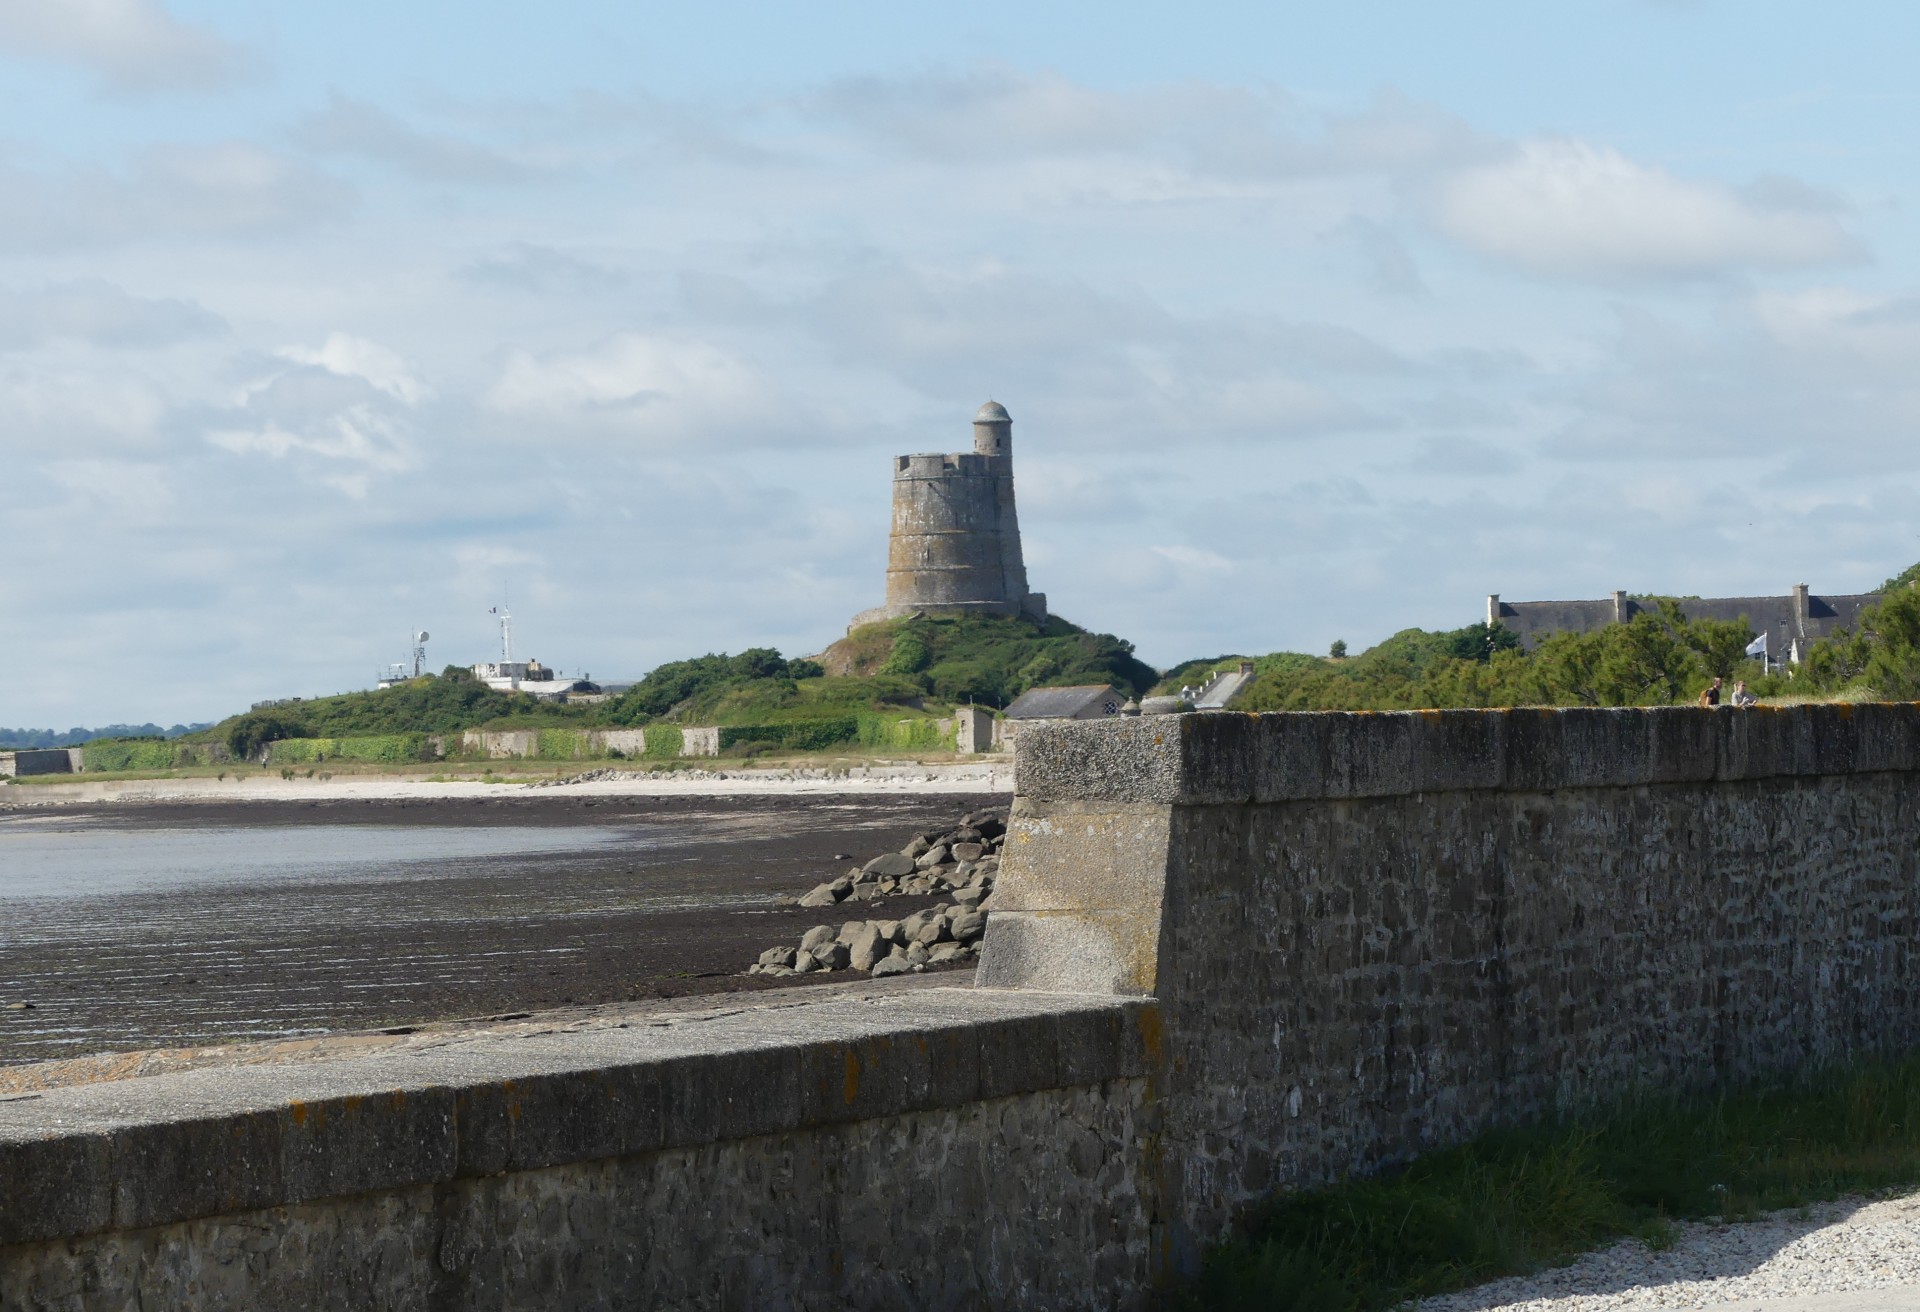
left=0, top=759, right=1014, bottom=806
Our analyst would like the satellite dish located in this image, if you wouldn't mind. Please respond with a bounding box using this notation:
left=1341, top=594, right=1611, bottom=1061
left=417, top=631, right=430, bottom=643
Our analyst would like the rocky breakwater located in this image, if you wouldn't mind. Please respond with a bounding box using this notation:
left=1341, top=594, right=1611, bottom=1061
left=748, top=807, right=1001, bottom=979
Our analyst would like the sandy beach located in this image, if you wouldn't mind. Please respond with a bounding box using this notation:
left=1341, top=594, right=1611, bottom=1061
left=0, top=759, right=1013, bottom=807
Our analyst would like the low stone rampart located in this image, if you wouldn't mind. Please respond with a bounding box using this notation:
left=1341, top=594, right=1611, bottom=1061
left=0, top=983, right=1156, bottom=1309
left=8, top=704, right=1920, bottom=1307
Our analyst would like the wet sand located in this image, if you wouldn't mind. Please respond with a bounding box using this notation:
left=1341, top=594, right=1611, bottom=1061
left=0, top=792, right=994, bottom=1067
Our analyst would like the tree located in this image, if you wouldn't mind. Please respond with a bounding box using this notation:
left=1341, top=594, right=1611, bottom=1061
left=1329, top=639, right=1348, bottom=660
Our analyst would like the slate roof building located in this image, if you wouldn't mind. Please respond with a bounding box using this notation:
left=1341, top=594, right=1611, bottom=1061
left=1488, top=583, right=1880, bottom=664
left=1002, top=684, right=1126, bottom=724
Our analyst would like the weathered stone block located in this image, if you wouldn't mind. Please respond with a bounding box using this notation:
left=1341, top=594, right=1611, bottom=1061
left=0, top=1131, right=112, bottom=1245
left=282, top=1084, right=457, bottom=1202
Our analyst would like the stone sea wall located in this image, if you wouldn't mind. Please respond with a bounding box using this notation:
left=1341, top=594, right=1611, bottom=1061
left=986, top=704, right=1920, bottom=1267
left=9, top=704, right=1920, bottom=1307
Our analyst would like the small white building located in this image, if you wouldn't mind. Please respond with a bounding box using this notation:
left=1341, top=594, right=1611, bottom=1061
left=471, top=659, right=599, bottom=702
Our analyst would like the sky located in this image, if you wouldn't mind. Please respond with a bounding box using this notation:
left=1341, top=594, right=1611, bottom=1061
left=5, top=0, right=1920, bottom=726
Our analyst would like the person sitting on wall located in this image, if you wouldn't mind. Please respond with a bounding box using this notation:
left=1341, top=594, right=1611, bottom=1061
left=1699, top=677, right=1723, bottom=707
left=1731, top=680, right=1759, bottom=707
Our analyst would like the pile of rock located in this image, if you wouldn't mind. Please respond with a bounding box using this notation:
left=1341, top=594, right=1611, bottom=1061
left=794, top=808, right=1004, bottom=909
left=749, top=903, right=989, bottom=980
left=750, top=807, right=1006, bottom=979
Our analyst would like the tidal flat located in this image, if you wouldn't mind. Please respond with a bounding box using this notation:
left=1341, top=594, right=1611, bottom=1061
left=0, top=792, right=990, bottom=1066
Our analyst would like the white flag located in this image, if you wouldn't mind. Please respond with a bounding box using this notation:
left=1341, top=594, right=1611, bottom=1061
left=1744, top=632, right=1768, bottom=658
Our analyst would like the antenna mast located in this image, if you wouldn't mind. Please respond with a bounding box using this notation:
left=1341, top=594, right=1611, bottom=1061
left=411, top=630, right=430, bottom=678
left=490, top=606, right=513, bottom=663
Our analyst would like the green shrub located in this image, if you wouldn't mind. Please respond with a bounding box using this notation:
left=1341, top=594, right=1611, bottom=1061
left=536, top=728, right=590, bottom=760
left=716, top=717, right=859, bottom=752
left=854, top=713, right=952, bottom=751
left=266, top=735, right=429, bottom=764
left=642, top=725, right=683, bottom=758
left=82, top=739, right=187, bottom=772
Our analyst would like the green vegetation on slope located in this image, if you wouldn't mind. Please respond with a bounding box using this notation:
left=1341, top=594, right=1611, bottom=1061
left=1170, top=603, right=1765, bottom=712
left=186, top=611, right=1153, bottom=760
left=204, top=667, right=581, bottom=758
left=1186, top=1052, right=1920, bottom=1312
left=822, top=612, right=1156, bottom=707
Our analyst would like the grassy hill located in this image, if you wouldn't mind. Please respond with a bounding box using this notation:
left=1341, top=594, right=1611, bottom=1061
left=174, top=611, right=1156, bottom=762
left=818, top=612, right=1156, bottom=706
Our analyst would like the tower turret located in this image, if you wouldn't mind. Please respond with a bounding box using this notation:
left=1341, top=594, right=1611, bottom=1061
left=972, top=399, right=1011, bottom=458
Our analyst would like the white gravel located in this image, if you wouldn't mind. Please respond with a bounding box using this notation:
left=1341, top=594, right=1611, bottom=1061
left=1414, top=1191, right=1920, bottom=1312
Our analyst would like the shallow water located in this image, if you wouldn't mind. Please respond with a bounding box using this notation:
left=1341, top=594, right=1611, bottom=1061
left=0, top=822, right=643, bottom=901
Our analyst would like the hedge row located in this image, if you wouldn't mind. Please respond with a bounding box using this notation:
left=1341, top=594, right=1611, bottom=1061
left=716, top=717, right=859, bottom=752
left=709, top=714, right=956, bottom=753
left=82, top=740, right=196, bottom=771
left=642, top=725, right=683, bottom=758
left=536, top=729, right=591, bottom=760
left=267, top=735, right=432, bottom=764
left=855, top=713, right=954, bottom=751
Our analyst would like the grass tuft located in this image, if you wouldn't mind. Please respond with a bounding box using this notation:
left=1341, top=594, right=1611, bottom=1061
left=1181, top=1053, right=1920, bottom=1312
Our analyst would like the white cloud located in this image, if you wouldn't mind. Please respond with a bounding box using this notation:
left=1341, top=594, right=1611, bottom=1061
left=204, top=337, right=427, bottom=495
left=0, top=0, right=244, bottom=92
left=40, top=458, right=174, bottom=513
left=1750, top=287, right=1920, bottom=375
left=277, top=333, right=431, bottom=405
left=205, top=412, right=414, bottom=498
left=805, top=67, right=1487, bottom=181
left=485, top=333, right=785, bottom=443
left=1150, top=544, right=1235, bottom=572
left=0, top=279, right=224, bottom=349
left=295, top=94, right=539, bottom=184
left=1430, top=138, right=1859, bottom=279
left=0, top=143, right=351, bottom=250
left=0, top=366, right=169, bottom=448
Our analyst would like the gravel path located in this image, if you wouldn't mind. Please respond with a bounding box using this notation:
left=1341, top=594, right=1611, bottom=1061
left=1416, top=1191, right=1920, bottom=1312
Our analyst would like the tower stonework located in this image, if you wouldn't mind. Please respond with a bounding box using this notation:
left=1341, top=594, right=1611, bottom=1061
left=848, top=401, right=1047, bottom=631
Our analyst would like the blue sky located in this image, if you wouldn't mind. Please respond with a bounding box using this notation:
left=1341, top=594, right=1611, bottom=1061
left=5, top=1, right=1919, bottom=725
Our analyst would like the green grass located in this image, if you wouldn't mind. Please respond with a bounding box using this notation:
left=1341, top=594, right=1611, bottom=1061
left=1183, top=1052, right=1920, bottom=1312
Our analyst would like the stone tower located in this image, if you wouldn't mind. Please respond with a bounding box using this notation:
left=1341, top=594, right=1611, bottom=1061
left=848, top=401, right=1047, bottom=631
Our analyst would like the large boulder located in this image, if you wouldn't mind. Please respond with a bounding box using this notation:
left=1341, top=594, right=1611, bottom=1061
left=800, top=925, right=837, bottom=951
left=962, top=810, right=1005, bottom=838
left=810, top=942, right=850, bottom=970
left=870, top=952, right=913, bottom=978
left=797, top=882, right=842, bottom=908
left=848, top=923, right=889, bottom=971
left=949, top=842, right=985, bottom=863
left=905, top=942, right=931, bottom=966
left=758, top=945, right=797, bottom=967
left=949, top=910, right=987, bottom=943
left=863, top=852, right=917, bottom=879
left=914, top=845, right=949, bottom=871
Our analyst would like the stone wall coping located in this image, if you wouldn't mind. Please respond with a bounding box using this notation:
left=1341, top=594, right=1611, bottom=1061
left=1015, top=703, right=1920, bottom=805
left=0, top=983, right=1152, bottom=1248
